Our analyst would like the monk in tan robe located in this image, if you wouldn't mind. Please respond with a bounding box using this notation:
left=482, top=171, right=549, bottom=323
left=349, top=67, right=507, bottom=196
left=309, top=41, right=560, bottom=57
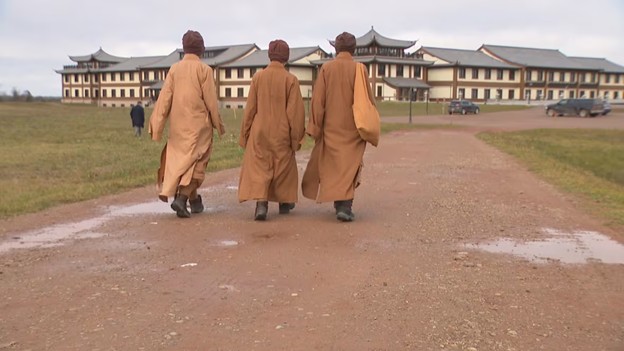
left=302, top=32, right=376, bottom=222
left=238, top=39, right=306, bottom=220
left=149, top=30, right=225, bottom=218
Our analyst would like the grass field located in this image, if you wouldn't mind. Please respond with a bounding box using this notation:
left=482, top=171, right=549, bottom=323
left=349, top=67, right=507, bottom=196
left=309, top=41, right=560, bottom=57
left=478, top=129, right=624, bottom=228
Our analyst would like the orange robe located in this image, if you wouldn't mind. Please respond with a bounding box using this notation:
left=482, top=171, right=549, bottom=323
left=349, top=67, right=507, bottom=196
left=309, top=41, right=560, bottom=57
left=302, top=52, right=375, bottom=202
left=149, top=54, right=225, bottom=201
left=238, top=61, right=306, bottom=203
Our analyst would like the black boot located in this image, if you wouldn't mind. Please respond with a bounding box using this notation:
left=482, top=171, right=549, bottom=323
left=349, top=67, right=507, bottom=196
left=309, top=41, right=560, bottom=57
left=334, top=200, right=355, bottom=222
left=278, top=202, right=295, bottom=214
left=255, top=201, right=268, bottom=221
left=189, top=195, right=204, bottom=213
left=171, top=194, right=191, bottom=218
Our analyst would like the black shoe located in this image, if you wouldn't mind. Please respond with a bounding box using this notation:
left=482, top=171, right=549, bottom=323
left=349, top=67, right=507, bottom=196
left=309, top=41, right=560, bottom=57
left=278, top=202, right=295, bottom=214
left=189, top=195, right=204, bottom=213
left=334, top=200, right=355, bottom=222
left=171, top=195, right=191, bottom=218
left=255, top=201, right=268, bottom=221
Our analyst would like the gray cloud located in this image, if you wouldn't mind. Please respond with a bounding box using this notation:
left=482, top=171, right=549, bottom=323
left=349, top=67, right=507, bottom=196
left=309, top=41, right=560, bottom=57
left=1, top=0, right=622, bottom=96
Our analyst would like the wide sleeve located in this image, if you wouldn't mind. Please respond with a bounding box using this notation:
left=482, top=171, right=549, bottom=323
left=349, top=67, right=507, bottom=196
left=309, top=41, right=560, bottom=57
left=148, top=71, right=174, bottom=141
left=363, top=65, right=376, bottom=106
left=307, top=66, right=327, bottom=140
left=239, top=76, right=258, bottom=148
left=287, top=77, right=306, bottom=151
left=202, top=66, right=225, bottom=137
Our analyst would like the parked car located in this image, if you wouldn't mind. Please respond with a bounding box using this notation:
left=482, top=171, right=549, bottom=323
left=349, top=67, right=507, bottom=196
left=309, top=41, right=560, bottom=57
left=448, top=100, right=480, bottom=115
left=602, top=100, right=611, bottom=115
left=545, top=98, right=604, bottom=117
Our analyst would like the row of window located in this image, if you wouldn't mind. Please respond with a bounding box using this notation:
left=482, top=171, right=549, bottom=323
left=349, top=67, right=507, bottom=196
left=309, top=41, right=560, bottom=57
left=454, top=87, right=620, bottom=100
left=64, top=87, right=152, bottom=98
left=458, top=68, right=516, bottom=80
left=63, top=71, right=165, bottom=84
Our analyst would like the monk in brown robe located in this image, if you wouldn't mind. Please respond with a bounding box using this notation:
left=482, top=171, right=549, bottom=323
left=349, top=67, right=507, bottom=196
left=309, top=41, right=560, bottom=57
left=238, top=39, right=306, bottom=220
left=149, top=30, right=225, bottom=218
left=302, top=32, right=376, bottom=222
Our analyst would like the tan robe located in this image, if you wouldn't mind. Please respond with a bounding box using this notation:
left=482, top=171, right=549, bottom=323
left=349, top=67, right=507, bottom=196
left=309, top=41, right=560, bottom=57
left=302, top=52, right=376, bottom=202
left=149, top=54, right=225, bottom=201
left=238, top=61, right=305, bottom=203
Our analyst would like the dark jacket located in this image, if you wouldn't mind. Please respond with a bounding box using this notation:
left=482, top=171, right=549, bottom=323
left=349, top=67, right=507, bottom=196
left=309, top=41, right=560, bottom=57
left=130, top=104, right=145, bottom=127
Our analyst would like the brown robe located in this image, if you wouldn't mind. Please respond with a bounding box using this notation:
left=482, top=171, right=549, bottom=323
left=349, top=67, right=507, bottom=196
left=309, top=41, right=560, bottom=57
left=302, top=52, right=375, bottom=202
left=238, top=61, right=305, bottom=203
left=149, top=54, right=225, bottom=201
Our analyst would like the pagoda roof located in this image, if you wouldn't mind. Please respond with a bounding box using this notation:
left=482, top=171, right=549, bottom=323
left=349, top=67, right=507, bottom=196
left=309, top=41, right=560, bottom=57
left=223, top=46, right=326, bottom=67
left=69, top=48, right=127, bottom=63
left=330, top=27, right=416, bottom=49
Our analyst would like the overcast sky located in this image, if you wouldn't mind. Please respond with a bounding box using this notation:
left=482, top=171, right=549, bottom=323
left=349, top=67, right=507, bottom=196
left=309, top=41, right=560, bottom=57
left=1, top=0, right=623, bottom=97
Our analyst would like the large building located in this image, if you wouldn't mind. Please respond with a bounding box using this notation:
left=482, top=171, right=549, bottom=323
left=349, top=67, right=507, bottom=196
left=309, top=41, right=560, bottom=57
left=56, top=28, right=624, bottom=106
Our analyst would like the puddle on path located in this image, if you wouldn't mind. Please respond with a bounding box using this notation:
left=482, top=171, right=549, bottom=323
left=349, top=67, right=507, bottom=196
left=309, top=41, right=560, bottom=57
left=0, top=186, right=232, bottom=254
left=464, top=227, right=624, bottom=264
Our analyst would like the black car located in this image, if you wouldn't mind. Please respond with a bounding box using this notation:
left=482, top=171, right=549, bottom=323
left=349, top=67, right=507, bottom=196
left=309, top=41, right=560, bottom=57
left=545, top=98, right=604, bottom=117
left=448, top=100, right=480, bottom=115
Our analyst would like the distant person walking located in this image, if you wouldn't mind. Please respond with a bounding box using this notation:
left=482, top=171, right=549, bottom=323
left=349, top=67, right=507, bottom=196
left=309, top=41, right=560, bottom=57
left=129, top=101, right=145, bottom=137
left=237, top=39, right=306, bottom=221
left=301, top=32, right=377, bottom=222
left=148, top=30, right=225, bottom=218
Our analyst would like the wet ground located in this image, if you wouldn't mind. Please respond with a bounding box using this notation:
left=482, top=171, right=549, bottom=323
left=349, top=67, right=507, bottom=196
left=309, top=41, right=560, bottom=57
left=0, top=107, right=623, bottom=350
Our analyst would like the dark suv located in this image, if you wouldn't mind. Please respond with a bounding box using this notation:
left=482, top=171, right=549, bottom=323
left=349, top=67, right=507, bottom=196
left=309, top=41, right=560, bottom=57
left=448, top=100, right=480, bottom=115
left=545, top=98, right=604, bottom=117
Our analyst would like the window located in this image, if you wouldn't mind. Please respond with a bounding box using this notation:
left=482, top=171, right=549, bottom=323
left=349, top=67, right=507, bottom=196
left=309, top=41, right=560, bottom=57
left=64, top=89, right=69, bottom=97
left=74, top=89, right=79, bottom=97
left=94, top=74, right=99, bottom=83
left=130, top=89, right=135, bottom=98
left=569, top=91, right=575, bottom=98
left=458, top=88, right=465, bottom=99
left=537, top=71, right=543, bottom=81
left=525, top=70, right=532, bottom=81
left=580, top=90, right=585, bottom=97
left=508, top=89, right=515, bottom=100
left=413, top=66, right=421, bottom=78
left=237, top=88, right=244, bottom=97
left=605, top=74, right=611, bottom=83
left=250, top=68, right=257, bottom=77
left=509, top=70, right=515, bottom=80
left=548, top=71, right=554, bottom=81
left=95, top=89, right=99, bottom=98
left=74, top=74, right=79, bottom=83
left=592, top=73, right=597, bottom=83
left=129, top=72, right=134, bottom=81
left=237, top=68, right=244, bottom=79
left=225, top=69, right=232, bottom=79
left=472, top=68, right=479, bottom=79
left=497, top=69, right=503, bottom=80
left=526, top=89, right=531, bottom=99
left=111, top=89, right=116, bottom=98
left=376, top=85, right=382, bottom=97
left=496, top=89, right=502, bottom=99
left=237, top=105, right=243, bottom=109
left=570, top=72, right=576, bottom=82
left=559, top=72, right=565, bottom=82
left=614, top=92, right=620, bottom=99
left=547, top=90, right=553, bottom=100
left=143, top=71, right=149, bottom=80
left=396, top=65, right=404, bottom=77
left=471, top=88, right=478, bottom=99
left=102, top=73, right=107, bottom=82
left=590, top=91, right=595, bottom=98
left=84, top=74, right=89, bottom=83
left=580, top=73, right=586, bottom=83
left=458, top=68, right=466, bottom=79
left=102, top=89, right=107, bottom=97
left=484, top=69, right=491, bottom=80
left=615, top=74, right=620, bottom=83
left=120, top=72, right=125, bottom=81
left=111, top=73, right=116, bottom=82
left=84, top=89, right=89, bottom=97
left=225, top=88, right=231, bottom=97
left=144, top=88, right=149, bottom=97
left=377, top=64, right=386, bottom=76
left=64, top=75, right=69, bottom=83
left=484, top=89, right=491, bottom=100
left=120, top=89, right=125, bottom=97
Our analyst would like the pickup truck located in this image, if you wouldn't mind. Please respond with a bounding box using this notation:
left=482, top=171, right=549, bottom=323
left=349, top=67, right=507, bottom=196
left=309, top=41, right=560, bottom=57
left=545, top=98, right=604, bottom=117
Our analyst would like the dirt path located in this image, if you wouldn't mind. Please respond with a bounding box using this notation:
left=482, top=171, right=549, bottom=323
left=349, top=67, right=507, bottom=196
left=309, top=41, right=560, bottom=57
left=1, top=108, right=623, bottom=351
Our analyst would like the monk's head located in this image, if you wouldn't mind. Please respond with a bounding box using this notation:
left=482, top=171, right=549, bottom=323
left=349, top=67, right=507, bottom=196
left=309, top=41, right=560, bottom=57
left=268, top=39, right=290, bottom=63
left=182, top=30, right=205, bottom=56
left=334, top=32, right=356, bottom=54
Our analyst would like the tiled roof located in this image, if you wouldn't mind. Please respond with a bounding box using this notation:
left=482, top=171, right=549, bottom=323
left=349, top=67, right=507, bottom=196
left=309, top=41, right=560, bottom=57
left=569, top=57, right=624, bottom=73
left=99, top=56, right=166, bottom=72
left=310, top=55, right=432, bottom=66
left=141, top=44, right=259, bottom=68
left=479, top=44, right=590, bottom=70
left=420, top=47, right=516, bottom=68
left=222, top=46, right=324, bottom=68
left=69, top=48, right=127, bottom=63
left=330, top=27, right=416, bottom=49
left=383, top=77, right=430, bottom=89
